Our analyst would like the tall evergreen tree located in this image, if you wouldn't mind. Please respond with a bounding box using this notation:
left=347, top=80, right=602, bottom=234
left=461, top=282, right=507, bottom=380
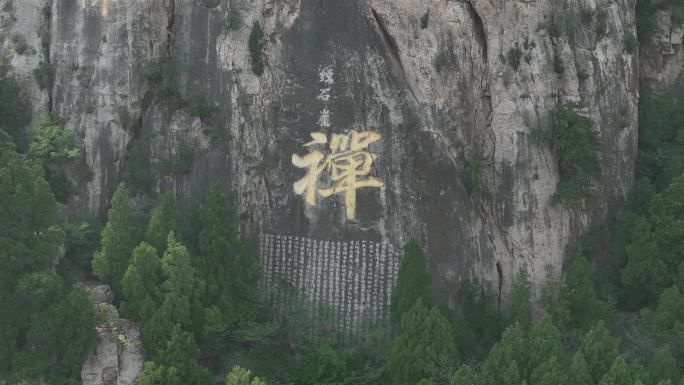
left=598, top=357, right=635, bottom=385
left=579, top=321, right=619, bottom=384
left=568, top=352, right=593, bottom=385
left=0, top=131, right=60, bottom=374
left=146, top=192, right=184, bottom=252
left=530, top=356, right=567, bottom=385
left=505, top=268, right=532, bottom=329
left=388, top=299, right=457, bottom=385
left=143, top=233, right=203, bottom=353
left=92, top=184, right=141, bottom=292
left=121, top=242, right=163, bottom=322
left=198, top=183, right=260, bottom=318
left=482, top=323, right=527, bottom=385
left=390, top=240, right=432, bottom=330
left=526, top=317, right=563, bottom=377
left=0, top=131, right=59, bottom=293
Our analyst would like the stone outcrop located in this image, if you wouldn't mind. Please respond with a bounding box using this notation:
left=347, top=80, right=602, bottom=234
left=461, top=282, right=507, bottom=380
left=80, top=283, right=143, bottom=385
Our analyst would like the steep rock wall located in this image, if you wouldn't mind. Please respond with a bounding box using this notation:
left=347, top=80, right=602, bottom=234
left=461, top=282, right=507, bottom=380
left=2, top=0, right=640, bottom=331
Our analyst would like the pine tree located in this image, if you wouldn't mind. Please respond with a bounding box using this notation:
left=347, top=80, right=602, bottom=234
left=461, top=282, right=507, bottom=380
left=92, top=184, right=142, bottom=292
left=526, top=317, right=563, bottom=377
left=598, top=357, right=634, bottom=385
left=121, top=242, right=162, bottom=322
left=579, top=321, right=619, bottom=383
left=530, top=356, right=567, bottom=385
left=565, top=254, right=614, bottom=329
left=388, top=299, right=457, bottom=385
left=568, top=352, right=593, bottom=385
left=143, top=233, right=203, bottom=353
left=501, top=360, right=523, bottom=385
left=390, top=240, right=432, bottom=330
left=145, top=192, right=184, bottom=252
left=198, top=183, right=260, bottom=318
left=0, top=131, right=59, bottom=292
left=0, top=131, right=60, bottom=373
left=482, top=323, right=527, bottom=385
left=505, top=268, right=532, bottom=329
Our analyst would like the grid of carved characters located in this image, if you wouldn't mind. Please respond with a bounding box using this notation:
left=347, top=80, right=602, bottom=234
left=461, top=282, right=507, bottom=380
left=258, top=234, right=401, bottom=333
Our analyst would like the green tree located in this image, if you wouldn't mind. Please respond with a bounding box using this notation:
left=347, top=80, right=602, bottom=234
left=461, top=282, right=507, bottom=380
left=526, top=317, right=563, bottom=377
left=155, top=325, right=213, bottom=383
left=568, top=352, right=593, bottom=385
left=451, top=365, right=480, bottom=385
left=92, top=184, right=142, bottom=292
left=226, top=365, right=267, bottom=385
left=579, top=321, right=619, bottom=383
left=530, top=356, right=567, bottom=385
left=0, top=54, right=30, bottom=147
left=137, top=362, right=182, bottom=385
left=198, top=183, right=260, bottom=319
left=654, top=286, right=684, bottom=332
left=121, top=242, right=162, bottom=322
left=0, top=131, right=60, bottom=293
left=565, top=254, right=614, bottom=329
left=463, top=146, right=489, bottom=198
left=26, top=287, right=97, bottom=382
left=146, top=191, right=184, bottom=252
left=505, top=268, right=532, bottom=329
left=537, top=102, right=602, bottom=205
left=291, top=345, right=353, bottom=385
left=598, top=357, right=635, bottom=385
left=540, top=266, right=570, bottom=332
left=501, top=360, right=523, bottom=385
left=27, top=114, right=80, bottom=203
left=482, top=323, right=527, bottom=385
left=388, top=299, right=457, bottom=385
left=390, top=240, right=432, bottom=330
left=248, top=22, right=265, bottom=75
left=143, top=233, right=203, bottom=353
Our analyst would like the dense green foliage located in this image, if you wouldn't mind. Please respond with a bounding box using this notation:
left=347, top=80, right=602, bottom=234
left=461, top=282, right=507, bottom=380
left=249, top=22, right=266, bottom=76
left=463, top=146, right=489, bottom=199
left=388, top=299, right=456, bottom=385
left=536, top=102, right=602, bottom=206
left=390, top=240, right=432, bottom=330
left=0, top=55, right=29, bottom=147
left=92, top=184, right=142, bottom=292
left=27, top=114, right=80, bottom=202
left=636, top=0, right=684, bottom=43
left=0, top=130, right=96, bottom=384
left=224, top=9, right=242, bottom=31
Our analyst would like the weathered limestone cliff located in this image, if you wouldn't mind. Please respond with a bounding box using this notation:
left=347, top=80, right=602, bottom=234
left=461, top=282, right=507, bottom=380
left=4, top=0, right=672, bottom=381
left=80, top=283, right=143, bottom=385
left=3, top=0, right=640, bottom=325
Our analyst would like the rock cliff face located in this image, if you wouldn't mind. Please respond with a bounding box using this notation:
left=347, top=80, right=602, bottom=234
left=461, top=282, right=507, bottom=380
left=3, top=0, right=641, bottom=322
left=2, top=0, right=668, bottom=381
left=80, top=283, right=143, bottom=385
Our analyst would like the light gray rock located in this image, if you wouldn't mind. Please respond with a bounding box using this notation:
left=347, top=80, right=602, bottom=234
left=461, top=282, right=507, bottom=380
left=80, top=283, right=143, bottom=385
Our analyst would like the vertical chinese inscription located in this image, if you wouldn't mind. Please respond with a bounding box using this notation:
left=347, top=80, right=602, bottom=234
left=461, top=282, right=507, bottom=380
left=258, top=234, right=401, bottom=332
left=292, top=66, right=384, bottom=220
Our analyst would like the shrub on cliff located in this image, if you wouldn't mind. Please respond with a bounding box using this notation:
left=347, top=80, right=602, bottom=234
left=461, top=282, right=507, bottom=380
left=535, top=102, right=602, bottom=206
left=249, top=22, right=266, bottom=76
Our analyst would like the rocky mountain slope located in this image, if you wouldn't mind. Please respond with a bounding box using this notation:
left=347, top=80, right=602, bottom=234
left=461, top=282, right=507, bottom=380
left=1, top=0, right=682, bottom=383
